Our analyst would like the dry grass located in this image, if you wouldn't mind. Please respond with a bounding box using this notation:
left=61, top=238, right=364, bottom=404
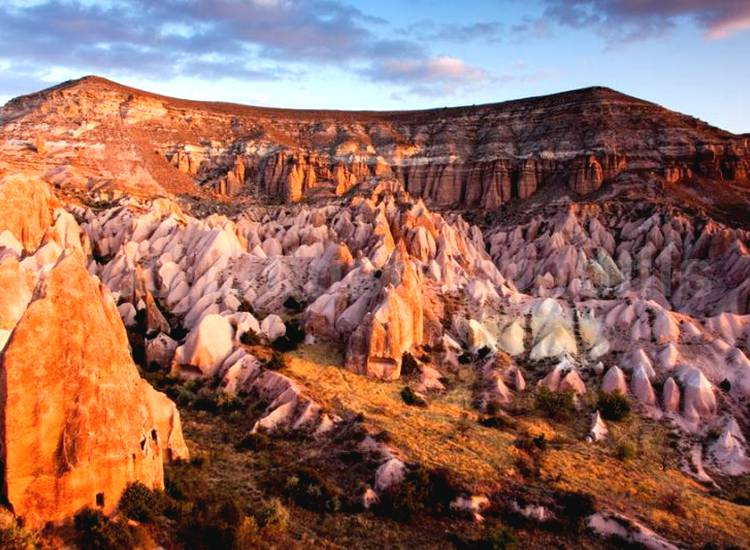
left=540, top=415, right=750, bottom=547
left=286, top=344, right=519, bottom=492
left=285, top=343, right=750, bottom=547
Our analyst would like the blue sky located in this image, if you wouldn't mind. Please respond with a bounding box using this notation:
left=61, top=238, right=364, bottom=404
left=1, top=0, right=749, bottom=132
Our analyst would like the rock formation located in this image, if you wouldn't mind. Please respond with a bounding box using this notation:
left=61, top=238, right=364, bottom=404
left=0, top=174, right=187, bottom=527
left=3, top=77, right=750, bottom=547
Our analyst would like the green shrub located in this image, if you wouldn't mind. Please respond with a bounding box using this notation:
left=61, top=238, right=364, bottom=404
left=255, top=497, right=290, bottom=534
left=401, top=386, right=428, bottom=407
left=74, top=508, right=134, bottom=550
left=514, top=433, right=547, bottom=452
left=235, top=431, right=271, bottom=452
left=535, top=387, right=575, bottom=420
left=479, top=413, right=518, bottom=430
left=237, top=299, right=255, bottom=315
left=0, top=512, right=36, bottom=550
left=283, top=466, right=343, bottom=512
left=176, top=496, right=248, bottom=550
left=380, top=466, right=460, bottom=520
left=192, top=388, right=219, bottom=412
left=616, top=441, right=637, bottom=461
left=164, top=460, right=210, bottom=502
left=265, top=351, right=288, bottom=371
left=401, top=352, right=420, bottom=376
left=271, top=320, right=305, bottom=352
left=282, top=296, right=304, bottom=312
left=240, top=329, right=262, bottom=346
left=482, top=525, right=518, bottom=549
left=597, top=391, right=631, bottom=421
left=555, top=491, right=596, bottom=533
left=118, top=481, right=166, bottom=523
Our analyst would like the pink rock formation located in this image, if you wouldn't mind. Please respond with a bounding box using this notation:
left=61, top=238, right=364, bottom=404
left=345, top=245, right=424, bottom=379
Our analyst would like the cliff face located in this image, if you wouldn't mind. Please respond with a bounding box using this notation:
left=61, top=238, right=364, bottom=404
left=2, top=76, right=748, bottom=206
left=0, top=174, right=188, bottom=527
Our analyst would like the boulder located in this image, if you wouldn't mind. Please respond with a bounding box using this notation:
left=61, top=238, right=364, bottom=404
left=601, top=366, right=628, bottom=395
left=679, top=367, right=716, bottom=422
left=173, top=313, right=234, bottom=377
left=587, top=411, right=609, bottom=442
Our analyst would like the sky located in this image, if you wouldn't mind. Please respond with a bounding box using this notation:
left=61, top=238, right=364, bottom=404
left=1, top=0, right=749, bottom=133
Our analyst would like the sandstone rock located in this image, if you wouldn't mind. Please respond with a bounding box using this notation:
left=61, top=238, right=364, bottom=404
left=260, top=314, right=287, bottom=342
left=0, top=174, right=55, bottom=252
left=631, top=365, right=657, bottom=406
left=146, top=332, right=178, bottom=369
left=601, top=366, right=628, bottom=395
left=707, top=419, right=750, bottom=476
left=0, top=252, right=183, bottom=527
left=173, top=313, right=234, bottom=377
left=450, top=495, right=490, bottom=522
left=587, top=411, right=609, bottom=442
left=679, top=367, right=716, bottom=423
left=374, top=458, right=406, bottom=491
left=345, top=246, right=423, bottom=380
left=662, top=377, right=681, bottom=413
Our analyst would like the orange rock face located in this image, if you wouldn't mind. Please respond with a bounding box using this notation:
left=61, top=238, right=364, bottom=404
left=0, top=175, right=187, bottom=528
left=0, top=252, right=187, bottom=526
left=0, top=174, right=54, bottom=252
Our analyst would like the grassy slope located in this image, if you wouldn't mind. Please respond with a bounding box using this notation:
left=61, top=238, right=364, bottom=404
left=283, top=343, right=750, bottom=548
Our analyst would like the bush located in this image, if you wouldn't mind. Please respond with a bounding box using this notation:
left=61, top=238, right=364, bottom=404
left=118, top=482, right=166, bottom=523
left=237, top=299, right=255, bottom=315
left=555, top=491, right=596, bottom=533
left=481, top=525, right=518, bottom=549
left=283, top=466, right=343, bottom=512
left=479, top=413, right=518, bottom=430
left=596, top=391, right=631, bottom=421
left=282, top=296, right=304, bottom=312
left=235, top=431, right=271, bottom=452
left=265, top=351, right=288, bottom=371
left=535, top=387, right=575, bottom=420
left=240, top=329, right=262, bottom=346
left=177, top=496, right=249, bottom=550
left=271, top=320, right=305, bottom=352
left=0, top=512, right=36, bottom=550
left=477, top=346, right=492, bottom=360
left=192, top=388, right=219, bottom=412
left=401, top=352, right=420, bottom=376
left=74, top=508, right=134, bottom=550
left=514, top=433, right=547, bottom=452
left=256, top=498, right=290, bottom=534
left=616, top=441, right=637, bottom=461
left=380, top=466, right=460, bottom=520
left=401, top=386, right=428, bottom=407
left=164, top=460, right=210, bottom=502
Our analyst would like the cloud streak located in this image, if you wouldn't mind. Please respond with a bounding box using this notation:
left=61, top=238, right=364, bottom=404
left=541, top=0, right=750, bottom=42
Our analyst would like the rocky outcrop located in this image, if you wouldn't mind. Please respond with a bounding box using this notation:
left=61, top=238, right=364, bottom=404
left=345, top=245, right=424, bottom=380
left=0, top=175, right=187, bottom=527
left=0, top=252, right=187, bottom=527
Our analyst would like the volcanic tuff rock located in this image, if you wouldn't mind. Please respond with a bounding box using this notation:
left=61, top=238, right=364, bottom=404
left=0, top=173, right=187, bottom=527
left=1, top=76, right=748, bottom=207
left=2, top=77, right=750, bottom=546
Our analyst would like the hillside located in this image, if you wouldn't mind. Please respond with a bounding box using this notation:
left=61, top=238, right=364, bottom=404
left=1, top=78, right=749, bottom=549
